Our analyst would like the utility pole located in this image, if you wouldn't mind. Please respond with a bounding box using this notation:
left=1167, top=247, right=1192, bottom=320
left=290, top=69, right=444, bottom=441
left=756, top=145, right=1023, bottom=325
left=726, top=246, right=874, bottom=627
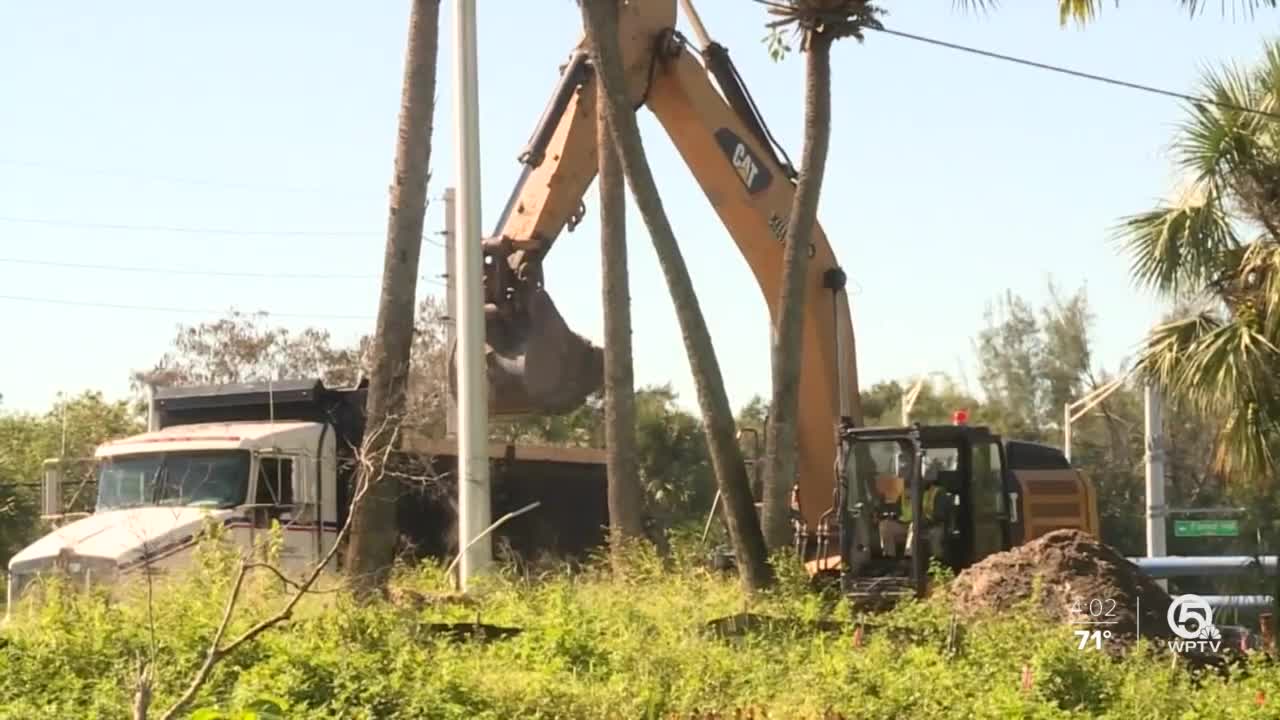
left=1144, top=385, right=1168, bottom=560
left=453, top=0, right=491, bottom=591
left=444, top=186, right=458, bottom=438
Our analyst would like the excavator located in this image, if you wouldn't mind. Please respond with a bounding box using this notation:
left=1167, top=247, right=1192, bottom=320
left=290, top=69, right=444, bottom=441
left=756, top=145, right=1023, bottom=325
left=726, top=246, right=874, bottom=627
left=448, top=0, right=1099, bottom=602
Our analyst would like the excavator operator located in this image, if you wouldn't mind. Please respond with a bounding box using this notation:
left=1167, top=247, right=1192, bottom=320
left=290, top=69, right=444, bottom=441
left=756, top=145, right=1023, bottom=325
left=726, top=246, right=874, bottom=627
left=904, top=464, right=947, bottom=562
left=875, top=453, right=947, bottom=562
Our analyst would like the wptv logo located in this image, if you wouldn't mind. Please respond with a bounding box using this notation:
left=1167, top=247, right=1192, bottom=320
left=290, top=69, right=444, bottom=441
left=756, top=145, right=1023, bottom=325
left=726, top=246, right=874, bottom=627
left=1166, top=594, right=1223, bottom=653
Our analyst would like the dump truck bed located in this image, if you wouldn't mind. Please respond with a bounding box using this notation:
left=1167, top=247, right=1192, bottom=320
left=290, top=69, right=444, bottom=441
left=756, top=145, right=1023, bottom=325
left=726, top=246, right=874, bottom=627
left=394, top=438, right=608, bottom=563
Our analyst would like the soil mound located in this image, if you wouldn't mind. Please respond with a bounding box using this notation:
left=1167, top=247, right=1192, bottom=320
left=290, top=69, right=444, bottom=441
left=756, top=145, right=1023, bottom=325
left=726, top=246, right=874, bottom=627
left=947, top=529, right=1172, bottom=640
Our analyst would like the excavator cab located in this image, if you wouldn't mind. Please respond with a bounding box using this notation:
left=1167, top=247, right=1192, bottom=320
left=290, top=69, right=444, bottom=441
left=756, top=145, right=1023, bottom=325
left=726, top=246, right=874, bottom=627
left=447, top=238, right=603, bottom=417
left=836, top=416, right=1017, bottom=605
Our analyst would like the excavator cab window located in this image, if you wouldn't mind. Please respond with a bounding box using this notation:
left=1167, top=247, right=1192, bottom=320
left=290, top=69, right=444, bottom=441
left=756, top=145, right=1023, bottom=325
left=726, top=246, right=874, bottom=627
left=840, top=435, right=918, bottom=560
left=839, top=424, right=1015, bottom=595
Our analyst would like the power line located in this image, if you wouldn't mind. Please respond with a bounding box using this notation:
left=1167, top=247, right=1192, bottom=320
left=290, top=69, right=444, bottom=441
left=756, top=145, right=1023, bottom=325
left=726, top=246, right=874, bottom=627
left=0, top=158, right=350, bottom=195
left=0, top=257, right=374, bottom=279
left=0, top=212, right=456, bottom=241
left=0, top=160, right=460, bottom=202
left=0, top=294, right=376, bottom=320
left=870, top=26, right=1280, bottom=122
left=0, top=214, right=381, bottom=237
left=0, top=257, right=449, bottom=286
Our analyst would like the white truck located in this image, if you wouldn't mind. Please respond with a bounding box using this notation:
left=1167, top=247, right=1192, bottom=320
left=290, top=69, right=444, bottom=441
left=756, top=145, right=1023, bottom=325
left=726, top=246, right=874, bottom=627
left=6, top=378, right=608, bottom=612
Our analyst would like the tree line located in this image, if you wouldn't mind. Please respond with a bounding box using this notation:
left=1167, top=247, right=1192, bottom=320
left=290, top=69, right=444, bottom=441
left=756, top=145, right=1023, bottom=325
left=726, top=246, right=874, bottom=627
left=5, top=280, right=1275, bottom=569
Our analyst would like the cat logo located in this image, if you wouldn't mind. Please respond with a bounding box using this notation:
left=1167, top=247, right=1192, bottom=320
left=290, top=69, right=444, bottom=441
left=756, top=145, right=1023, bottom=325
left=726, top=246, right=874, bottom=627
left=714, top=128, right=772, bottom=194
left=732, top=143, right=759, bottom=189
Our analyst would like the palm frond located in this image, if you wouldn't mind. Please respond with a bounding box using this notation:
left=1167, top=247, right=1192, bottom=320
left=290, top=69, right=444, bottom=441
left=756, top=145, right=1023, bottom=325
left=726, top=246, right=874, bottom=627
left=1254, top=39, right=1280, bottom=112
left=1177, top=317, right=1280, bottom=404
left=1237, top=241, right=1280, bottom=336
left=1136, top=309, right=1280, bottom=478
left=754, top=0, right=886, bottom=49
left=1212, top=397, right=1280, bottom=479
left=1134, top=310, right=1223, bottom=390
left=1057, top=0, right=1279, bottom=27
left=1178, top=0, right=1280, bottom=21
left=1173, top=62, right=1262, bottom=185
left=1113, top=192, right=1240, bottom=297
left=1057, top=0, right=1097, bottom=27
left=950, top=0, right=998, bottom=15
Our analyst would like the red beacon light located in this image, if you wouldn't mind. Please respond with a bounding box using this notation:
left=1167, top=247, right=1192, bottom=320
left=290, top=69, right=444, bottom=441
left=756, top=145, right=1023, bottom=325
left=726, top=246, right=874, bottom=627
left=952, top=409, right=969, bottom=426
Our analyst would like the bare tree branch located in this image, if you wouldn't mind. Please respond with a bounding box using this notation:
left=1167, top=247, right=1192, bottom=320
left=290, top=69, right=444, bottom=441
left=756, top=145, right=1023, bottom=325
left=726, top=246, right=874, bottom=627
left=155, top=415, right=395, bottom=720
left=444, top=501, right=541, bottom=588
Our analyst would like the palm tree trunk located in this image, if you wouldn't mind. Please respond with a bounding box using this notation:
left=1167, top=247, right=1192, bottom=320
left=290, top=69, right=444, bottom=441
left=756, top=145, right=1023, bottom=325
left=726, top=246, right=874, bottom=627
left=345, top=0, right=440, bottom=595
left=762, top=32, right=834, bottom=551
left=598, top=71, right=647, bottom=551
left=581, top=0, right=773, bottom=591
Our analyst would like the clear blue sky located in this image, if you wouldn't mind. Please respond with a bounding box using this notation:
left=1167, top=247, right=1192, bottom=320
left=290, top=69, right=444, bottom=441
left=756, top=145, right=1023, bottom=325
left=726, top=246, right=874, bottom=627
left=0, top=2, right=1274, bottom=416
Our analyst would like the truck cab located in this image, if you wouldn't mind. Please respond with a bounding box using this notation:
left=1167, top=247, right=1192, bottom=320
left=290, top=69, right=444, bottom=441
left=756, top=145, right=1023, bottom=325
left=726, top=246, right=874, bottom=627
left=6, top=378, right=612, bottom=617
left=7, top=380, right=355, bottom=612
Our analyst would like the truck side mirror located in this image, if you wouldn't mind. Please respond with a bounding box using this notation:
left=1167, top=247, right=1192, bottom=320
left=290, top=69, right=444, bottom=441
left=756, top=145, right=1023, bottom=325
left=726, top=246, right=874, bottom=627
left=292, top=459, right=317, bottom=507
left=41, top=459, right=63, bottom=517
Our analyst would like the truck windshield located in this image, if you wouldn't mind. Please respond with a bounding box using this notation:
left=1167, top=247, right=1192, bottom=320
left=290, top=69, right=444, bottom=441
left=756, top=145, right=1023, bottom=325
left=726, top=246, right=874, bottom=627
left=95, top=450, right=251, bottom=511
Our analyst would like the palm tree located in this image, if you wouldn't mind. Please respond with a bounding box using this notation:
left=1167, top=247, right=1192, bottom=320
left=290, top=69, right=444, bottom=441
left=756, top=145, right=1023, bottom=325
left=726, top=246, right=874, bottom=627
left=597, top=64, right=648, bottom=553
left=1118, top=39, right=1280, bottom=479
left=756, top=1, right=884, bottom=551
left=345, top=0, right=441, bottom=595
left=580, top=0, right=774, bottom=590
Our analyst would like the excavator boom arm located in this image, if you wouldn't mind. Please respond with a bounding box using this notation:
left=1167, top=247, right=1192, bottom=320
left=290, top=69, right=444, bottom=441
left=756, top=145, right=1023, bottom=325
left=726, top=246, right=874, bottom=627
left=471, top=0, right=863, bottom=533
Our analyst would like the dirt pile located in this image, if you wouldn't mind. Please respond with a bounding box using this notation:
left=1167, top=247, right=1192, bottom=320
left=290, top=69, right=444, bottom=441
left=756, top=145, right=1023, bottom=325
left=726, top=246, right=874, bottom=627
left=947, top=529, right=1173, bottom=640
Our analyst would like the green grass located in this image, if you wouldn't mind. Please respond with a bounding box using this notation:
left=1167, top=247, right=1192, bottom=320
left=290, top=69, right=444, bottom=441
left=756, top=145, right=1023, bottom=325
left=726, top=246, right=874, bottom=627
left=1, top=535, right=1278, bottom=719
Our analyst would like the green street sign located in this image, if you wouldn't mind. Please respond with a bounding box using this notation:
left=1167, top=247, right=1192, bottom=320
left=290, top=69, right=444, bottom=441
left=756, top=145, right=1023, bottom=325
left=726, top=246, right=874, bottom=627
left=1173, top=519, right=1241, bottom=538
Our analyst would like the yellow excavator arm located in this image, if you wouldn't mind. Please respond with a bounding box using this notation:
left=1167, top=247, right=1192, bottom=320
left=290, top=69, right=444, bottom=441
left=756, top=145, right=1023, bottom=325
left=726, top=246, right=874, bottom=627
left=455, top=0, right=863, bottom=534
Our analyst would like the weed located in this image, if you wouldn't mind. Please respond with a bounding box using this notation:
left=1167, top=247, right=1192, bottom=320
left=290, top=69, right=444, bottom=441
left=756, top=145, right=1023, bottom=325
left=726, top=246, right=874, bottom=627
left=0, top=535, right=1274, bottom=718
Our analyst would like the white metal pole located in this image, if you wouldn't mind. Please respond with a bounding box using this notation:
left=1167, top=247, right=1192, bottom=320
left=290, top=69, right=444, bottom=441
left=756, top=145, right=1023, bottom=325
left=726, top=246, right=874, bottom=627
left=145, top=383, right=159, bottom=432
left=1144, top=385, right=1167, bottom=559
left=1063, top=403, right=1072, bottom=463
left=901, top=377, right=925, bottom=426
left=454, top=0, right=491, bottom=591
left=444, top=187, right=458, bottom=439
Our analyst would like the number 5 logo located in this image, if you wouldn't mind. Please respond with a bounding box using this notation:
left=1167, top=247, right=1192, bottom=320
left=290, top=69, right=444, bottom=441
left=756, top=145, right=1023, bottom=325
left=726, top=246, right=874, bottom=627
left=1167, top=594, right=1216, bottom=640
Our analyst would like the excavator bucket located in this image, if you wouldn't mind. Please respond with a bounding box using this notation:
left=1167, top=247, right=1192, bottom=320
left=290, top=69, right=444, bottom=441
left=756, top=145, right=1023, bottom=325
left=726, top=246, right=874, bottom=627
left=449, top=287, right=602, bottom=417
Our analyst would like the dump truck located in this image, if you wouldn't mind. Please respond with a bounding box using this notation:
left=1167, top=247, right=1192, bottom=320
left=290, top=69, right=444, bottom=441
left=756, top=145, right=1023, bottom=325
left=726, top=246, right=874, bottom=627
left=6, top=378, right=607, bottom=612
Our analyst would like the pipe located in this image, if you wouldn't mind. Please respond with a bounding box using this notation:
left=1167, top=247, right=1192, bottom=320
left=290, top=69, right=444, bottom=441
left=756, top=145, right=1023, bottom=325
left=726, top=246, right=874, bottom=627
left=518, top=51, right=588, bottom=169
left=1193, top=595, right=1275, bottom=610
left=1128, top=556, right=1280, bottom=578
left=454, top=0, right=491, bottom=591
